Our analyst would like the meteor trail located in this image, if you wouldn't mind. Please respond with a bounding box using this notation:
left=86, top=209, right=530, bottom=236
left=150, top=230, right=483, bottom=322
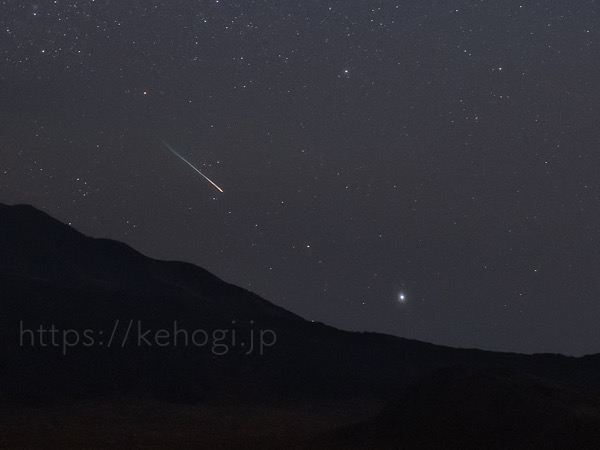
left=161, top=139, right=223, bottom=193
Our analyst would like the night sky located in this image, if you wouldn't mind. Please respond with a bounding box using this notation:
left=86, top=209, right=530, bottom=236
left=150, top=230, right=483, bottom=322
left=2, top=0, right=600, bottom=356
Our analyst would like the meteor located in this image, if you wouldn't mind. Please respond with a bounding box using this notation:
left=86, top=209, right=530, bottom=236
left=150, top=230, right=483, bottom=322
left=161, top=139, right=223, bottom=193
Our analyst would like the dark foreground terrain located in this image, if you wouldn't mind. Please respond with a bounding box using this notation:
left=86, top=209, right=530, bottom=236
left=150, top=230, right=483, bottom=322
left=2, top=203, right=600, bottom=448
left=0, top=397, right=383, bottom=448
left=3, top=372, right=600, bottom=449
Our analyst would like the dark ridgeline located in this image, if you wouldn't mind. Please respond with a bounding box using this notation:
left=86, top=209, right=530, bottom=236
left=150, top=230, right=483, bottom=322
left=2, top=202, right=600, bottom=447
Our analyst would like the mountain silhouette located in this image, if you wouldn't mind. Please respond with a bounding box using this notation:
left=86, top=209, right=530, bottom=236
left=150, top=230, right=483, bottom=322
left=2, top=203, right=600, bottom=447
left=0, top=203, right=450, bottom=403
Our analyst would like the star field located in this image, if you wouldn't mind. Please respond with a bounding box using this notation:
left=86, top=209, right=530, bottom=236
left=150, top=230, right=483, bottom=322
left=2, top=0, right=600, bottom=355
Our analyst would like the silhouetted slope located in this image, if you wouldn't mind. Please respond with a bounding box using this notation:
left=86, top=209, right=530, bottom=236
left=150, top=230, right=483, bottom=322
left=1, top=203, right=600, bottom=409
left=0, top=203, right=438, bottom=402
